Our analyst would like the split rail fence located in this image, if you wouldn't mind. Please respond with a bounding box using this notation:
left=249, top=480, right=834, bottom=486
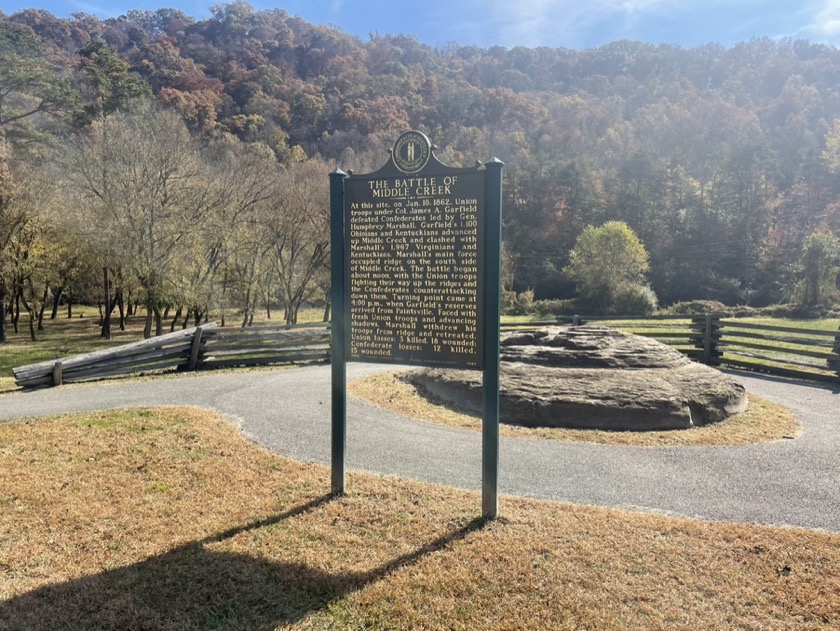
left=12, top=314, right=840, bottom=389
left=503, top=314, right=840, bottom=383
left=12, top=322, right=330, bottom=389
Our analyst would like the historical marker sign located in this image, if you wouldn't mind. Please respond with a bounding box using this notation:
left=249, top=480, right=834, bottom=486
left=344, top=132, right=485, bottom=369
left=330, top=131, right=503, bottom=518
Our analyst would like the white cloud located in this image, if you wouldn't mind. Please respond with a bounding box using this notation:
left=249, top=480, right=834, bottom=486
left=472, top=0, right=683, bottom=47
left=67, top=0, right=124, bottom=18
left=473, top=0, right=769, bottom=48
left=805, top=0, right=840, bottom=40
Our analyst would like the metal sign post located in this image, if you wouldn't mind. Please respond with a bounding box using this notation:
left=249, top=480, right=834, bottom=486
left=482, top=158, right=503, bottom=519
left=329, top=168, right=347, bottom=496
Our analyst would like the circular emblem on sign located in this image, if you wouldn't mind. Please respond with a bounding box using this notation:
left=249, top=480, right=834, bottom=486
left=392, top=130, right=431, bottom=174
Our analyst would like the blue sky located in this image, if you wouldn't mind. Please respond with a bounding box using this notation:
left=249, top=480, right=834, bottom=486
left=3, top=0, right=840, bottom=50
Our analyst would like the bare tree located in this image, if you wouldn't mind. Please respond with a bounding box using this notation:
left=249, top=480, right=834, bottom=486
left=62, top=102, right=220, bottom=337
left=199, top=140, right=278, bottom=326
left=263, top=159, right=330, bottom=325
left=0, top=134, right=23, bottom=343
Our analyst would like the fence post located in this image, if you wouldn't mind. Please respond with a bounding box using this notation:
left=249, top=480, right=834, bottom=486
left=703, top=313, right=713, bottom=364
left=831, top=326, right=840, bottom=380
left=51, top=360, right=62, bottom=387
left=690, top=313, right=720, bottom=365
left=188, top=326, right=204, bottom=371
left=572, top=315, right=581, bottom=326
left=708, top=314, right=721, bottom=365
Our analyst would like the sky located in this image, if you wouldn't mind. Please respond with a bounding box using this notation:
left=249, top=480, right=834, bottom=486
left=3, top=0, right=840, bottom=50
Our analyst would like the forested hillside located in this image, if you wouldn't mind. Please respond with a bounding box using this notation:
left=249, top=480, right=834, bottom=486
left=2, top=1, right=840, bottom=340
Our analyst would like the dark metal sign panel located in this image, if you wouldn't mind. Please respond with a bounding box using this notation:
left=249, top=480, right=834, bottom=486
left=344, top=132, right=485, bottom=369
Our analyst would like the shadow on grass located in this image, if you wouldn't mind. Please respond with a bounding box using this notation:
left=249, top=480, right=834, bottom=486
left=0, top=493, right=489, bottom=630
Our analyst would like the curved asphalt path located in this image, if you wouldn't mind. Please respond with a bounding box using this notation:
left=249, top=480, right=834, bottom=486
left=1, top=365, right=838, bottom=532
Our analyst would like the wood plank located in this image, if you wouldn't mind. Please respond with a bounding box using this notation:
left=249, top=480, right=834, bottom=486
left=205, top=343, right=328, bottom=356
left=16, top=376, right=53, bottom=388
left=63, top=360, right=190, bottom=382
left=55, top=345, right=192, bottom=374
left=719, top=320, right=838, bottom=338
left=200, top=353, right=329, bottom=369
left=13, top=346, right=191, bottom=381
left=220, top=322, right=329, bottom=334
left=723, top=349, right=827, bottom=370
left=203, top=349, right=329, bottom=360
left=718, top=329, right=835, bottom=348
left=12, top=324, right=215, bottom=377
left=721, top=358, right=838, bottom=382
left=207, top=335, right=328, bottom=345
left=63, top=354, right=189, bottom=381
left=718, top=340, right=836, bottom=360
left=205, top=346, right=330, bottom=358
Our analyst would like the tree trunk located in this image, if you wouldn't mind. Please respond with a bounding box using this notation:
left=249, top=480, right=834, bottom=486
left=27, top=308, right=36, bottom=341
left=18, top=288, right=36, bottom=342
left=154, top=304, right=163, bottom=337
left=221, top=267, right=228, bottom=327
left=12, top=290, right=20, bottom=334
left=101, top=267, right=111, bottom=339
left=0, top=280, right=6, bottom=343
left=163, top=305, right=170, bottom=319
left=143, top=306, right=153, bottom=339
left=67, top=297, right=73, bottom=319
left=38, top=284, right=49, bottom=330
left=50, top=286, right=64, bottom=320
left=117, top=290, right=125, bottom=330
left=170, top=305, right=182, bottom=332
left=322, top=300, right=330, bottom=323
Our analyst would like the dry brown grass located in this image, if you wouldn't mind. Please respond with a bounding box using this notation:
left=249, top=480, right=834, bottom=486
left=347, top=371, right=802, bottom=447
left=1, top=407, right=836, bottom=630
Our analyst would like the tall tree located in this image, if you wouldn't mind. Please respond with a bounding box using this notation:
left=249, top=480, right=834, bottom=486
left=0, top=21, right=73, bottom=133
left=797, top=229, right=840, bottom=307
left=0, top=134, right=23, bottom=342
left=263, top=159, right=330, bottom=324
left=74, top=39, right=150, bottom=126
left=562, top=221, right=654, bottom=314
left=62, top=102, right=220, bottom=336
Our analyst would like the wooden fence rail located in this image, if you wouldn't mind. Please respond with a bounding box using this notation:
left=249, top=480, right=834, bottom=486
left=12, top=315, right=840, bottom=388
left=13, top=323, right=218, bottom=388
left=198, top=323, right=329, bottom=370
left=12, top=322, right=329, bottom=389
left=502, top=314, right=840, bottom=383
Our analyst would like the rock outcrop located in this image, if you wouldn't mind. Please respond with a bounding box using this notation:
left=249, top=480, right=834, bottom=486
left=405, top=326, right=747, bottom=431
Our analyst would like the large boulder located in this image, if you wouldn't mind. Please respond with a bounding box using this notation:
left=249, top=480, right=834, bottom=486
left=405, top=326, right=747, bottom=431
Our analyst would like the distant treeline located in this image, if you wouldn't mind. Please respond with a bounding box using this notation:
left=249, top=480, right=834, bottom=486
left=2, top=2, right=840, bottom=341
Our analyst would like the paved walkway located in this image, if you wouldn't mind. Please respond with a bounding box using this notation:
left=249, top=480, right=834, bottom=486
left=1, top=365, right=838, bottom=531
